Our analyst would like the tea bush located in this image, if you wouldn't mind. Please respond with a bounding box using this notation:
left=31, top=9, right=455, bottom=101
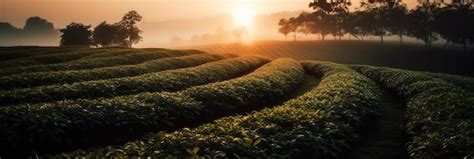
left=0, top=56, right=269, bottom=105
left=354, top=65, right=474, bottom=159
left=62, top=61, right=380, bottom=158
left=0, top=49, right=197, bottom=76
left=0, top=58, right=302, bottom=156
left=0, top=54, right=228, bottom=89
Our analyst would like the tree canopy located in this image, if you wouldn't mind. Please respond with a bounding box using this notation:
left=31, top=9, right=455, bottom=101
left=59, top=10, right=143, bottom=48
left=59, top=22, right=93, bottom=46
left=278, top=0, right=474, bottom=50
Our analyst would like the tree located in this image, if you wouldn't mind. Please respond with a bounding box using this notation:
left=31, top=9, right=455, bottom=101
left=92, top=21, right=116, bottom=47
left=435, top=2, right=473, bottom=51
left=361, top=0, right=392, bottom=44
left=308, top=10, right=332, bottom=41
left=278, top=18, right=291, bottom=40
left=23, top=16, right=55, bottom=34
left=278, top=17, right=300, bottom=41
left=385, top=3, right=409, bottom=44
left=409, top=3, right=439, bottom=48
left=118, top=10, right=143, bottom=48
left=59, top=22, right=93, bottom=46
left=309, top=0, right=351, bottom=41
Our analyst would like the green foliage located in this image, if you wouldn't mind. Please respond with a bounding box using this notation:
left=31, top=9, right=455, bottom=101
left=0, top=53, right=227, bottom=90
left=0, top=56, right=269, bottom=106
left=0, top=48, right=103, bottom=68
left=60, top=22, right=94, bottom=47
left=354, top=65, right=474, bottom=159
left=62, top=61, right=380, bottom=158
left=0, top=58, right=301, bottom=156
left=118, top=10, right=143, bottom=48
left=0, top=48, right=195, bottom=76
left=0, top=47, right=81, bottom=61
left=420, top=71, right=474, bottom=93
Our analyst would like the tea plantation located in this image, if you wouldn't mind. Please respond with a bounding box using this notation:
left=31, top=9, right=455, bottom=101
left=0, top=47, right=472, bottom=159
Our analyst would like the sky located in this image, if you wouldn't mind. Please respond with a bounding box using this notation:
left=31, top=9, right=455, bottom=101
left=0, top=0, right=313, bottom=27
left=0, top=0, right=420, bottom=47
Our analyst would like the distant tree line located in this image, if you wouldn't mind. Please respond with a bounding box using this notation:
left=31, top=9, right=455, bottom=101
left=0, top=17, right=59, bottom=46
left=279, top=0, right=474, bottom=50
left=59, top=11, right=143, bottom=48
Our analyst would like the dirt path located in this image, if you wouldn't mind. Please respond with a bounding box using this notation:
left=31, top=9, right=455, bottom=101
left=284, top=74, right=321, bottom=101
left=346, top=88, right=409, bottom=159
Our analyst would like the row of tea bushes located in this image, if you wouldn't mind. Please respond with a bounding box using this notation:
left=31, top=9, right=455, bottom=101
left=422, top=71, right=474, bottom=93
left=354, top=66, right=474, bottom=159
left=62, top=61, right=380, bottom=158
left=0, top=48, right=105, bottom=68
left=0, top=49, right=197, bottom=76
left=0, top=58, right=302, bottom=157
left=0, top=47, right=81, bottom=61
left=0, top=54, right=229, bottom=89
left=0, top=56, right=269, bottom=105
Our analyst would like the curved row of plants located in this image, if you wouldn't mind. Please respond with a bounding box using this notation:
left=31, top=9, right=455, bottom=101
left=0, top=48, right=106, bottom=68
left=0, top=49, right=197, bottom=76
left=0, top=56, right=269, bottom=105
left=0, top=54, right=229, bottom=90
left=62, top=61, right=380, bottom=158
left=421, top=71, right=474, bottom=93
left=0, top=58, right=303, bottom=157
left=0, top=47, right=80, bottom=61
left=354, top=66, right=474, bottom=159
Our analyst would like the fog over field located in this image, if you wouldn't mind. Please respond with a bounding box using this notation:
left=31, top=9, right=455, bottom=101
left=0, top=0, right=423, bottom=47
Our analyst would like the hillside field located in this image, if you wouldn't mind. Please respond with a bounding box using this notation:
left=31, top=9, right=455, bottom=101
left=183, top=40, right=474, bottom=76
left=0, top=46, right=473, bottom=158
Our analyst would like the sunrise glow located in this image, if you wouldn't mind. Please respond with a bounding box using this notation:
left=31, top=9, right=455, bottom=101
left=232, top=7, right=255, bottom=28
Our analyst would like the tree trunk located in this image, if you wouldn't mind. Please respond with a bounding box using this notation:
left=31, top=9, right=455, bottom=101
left=399, top=33, right=403, bottom=45
left=380, top=35, right=384, bottom=44
left=128, top=32, right=133, bottom=48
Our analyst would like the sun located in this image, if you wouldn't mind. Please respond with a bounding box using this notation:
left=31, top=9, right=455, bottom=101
left=232, top=7, right=255, bottom=28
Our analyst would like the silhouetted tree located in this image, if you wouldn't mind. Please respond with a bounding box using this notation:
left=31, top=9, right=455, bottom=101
left=361, top=0, right=392, bottom=44
left=0, top=22, right=21, bottom=36
left=23, top=16, right=55, bottom=34
left=278, top=0, right=474, bottom=50
left=288, top=17, right=300, bottom=41
left=59, top=22, right=93, bottom=46
left=278, top=17, right=301, bottom=41
left=92, top=21, right=116, bottom=47
left=409, top=3, right=439, bottom=47
left=118, top=10, right=143, bottom=48
left=435, top=2, right=473, bottom=51
left=278, top=18, right=291, bottom=40
left=385, top=3, right=410, bottom=44
left=309, top=0, right=351, bottom=40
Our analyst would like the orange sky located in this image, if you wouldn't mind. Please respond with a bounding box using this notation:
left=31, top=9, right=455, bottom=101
left=0, top=0, right=419, bottom=28
left=0, top=0, right=308, bottom=27
left=0, top=0, right=420, bottom=47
